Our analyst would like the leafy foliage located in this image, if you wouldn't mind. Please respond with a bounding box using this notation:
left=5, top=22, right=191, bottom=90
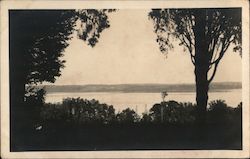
left=207, top=100, right=241, bottom=124
left=11, top=9, right=114, bottom=85
left=149, top=8, right=241, bottom=83
left=208, top=99, right=228, bottom=111
left=10, top=10, right=115, bottom=136
left=41, top=98, right=115, bottom=124
left=11, top=10, right=76, bottom=84
left=150, top=101, right=196, bottom=124
left=149, top=9, right=242, bottom=115
left=40, top=98, right=241, bottom=126
left=25, top=86, right=46, bottom=104
left=141, top=113, right=153, bottom=123
left=77, top=9, right=115, bottom=47
left=116, top=108, right=140, bottom=123
left=16, top=98, right=243, bottom=151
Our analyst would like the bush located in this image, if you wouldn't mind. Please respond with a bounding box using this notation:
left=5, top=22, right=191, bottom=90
left=116, top=108, right=140, bottom=124
left=41, top=103, right=69, bottom=122
left=149, top=100, right=196, bottom=124
left=141, top=113, right=153, bottom=123
left=208, top=100, right=228, bottom=112
left=233, top=102, right=242, bottom=124
left=207, top=100, right=236, bottom=124
left=23, top=86, right=46, bottom=130
left=40, top=97, right=241, bottom=127
left=41, top=98, right=116, bottom=125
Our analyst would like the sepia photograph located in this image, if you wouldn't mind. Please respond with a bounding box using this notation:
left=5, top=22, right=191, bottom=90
left=1, top=0, right=249, bottom=158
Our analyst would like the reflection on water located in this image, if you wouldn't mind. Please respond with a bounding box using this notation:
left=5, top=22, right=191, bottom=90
left=45, top=89, right=241, bottom=115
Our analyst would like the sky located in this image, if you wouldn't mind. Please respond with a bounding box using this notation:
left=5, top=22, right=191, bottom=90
left=54, top=10, right=242, bottom=85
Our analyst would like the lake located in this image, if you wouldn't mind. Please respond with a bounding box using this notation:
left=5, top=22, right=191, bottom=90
left=45, top=89, right=241, bottom=115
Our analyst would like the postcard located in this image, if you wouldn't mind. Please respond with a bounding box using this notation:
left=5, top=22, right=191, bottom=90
left=1, top=0, right=249, bottom=158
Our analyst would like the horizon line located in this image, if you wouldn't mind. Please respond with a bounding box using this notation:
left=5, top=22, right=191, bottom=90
left=40, top=81, right=242, bottom=86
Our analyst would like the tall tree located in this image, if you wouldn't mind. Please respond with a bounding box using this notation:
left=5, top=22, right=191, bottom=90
left=10, top=9, right=113, bottom=91
left=9, top=9, right=113, bottom=149
left=149, top=8, right=241, bottom=122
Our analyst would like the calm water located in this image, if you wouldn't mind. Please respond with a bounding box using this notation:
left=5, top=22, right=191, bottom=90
left=45, top=89, right=241, bottom=115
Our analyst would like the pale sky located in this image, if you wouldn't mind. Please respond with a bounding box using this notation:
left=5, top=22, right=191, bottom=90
left=54, top=10, right=242, bottom=85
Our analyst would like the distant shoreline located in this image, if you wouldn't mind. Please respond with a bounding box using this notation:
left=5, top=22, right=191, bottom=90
left=40, top=82, right=241, bottom=94
left=45, top=89, right=241, bottom=94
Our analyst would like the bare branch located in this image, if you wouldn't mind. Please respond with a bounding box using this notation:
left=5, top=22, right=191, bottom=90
left=208, top=36, right=234, bottom=83
left=180, top=22, right=194, bottom=54
left=208, top=25, right=222, bottom=62
left=184, top=16, right=195, bottom=47
left=189, top=52, right=195, bottom=65
left=208, top=61, right=219, bottom=84
left=180, top=34, right=195, bottom=65
left=210, top=36, right=234, bottom=65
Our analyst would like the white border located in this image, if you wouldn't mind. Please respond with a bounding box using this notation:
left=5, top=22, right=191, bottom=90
left=1, top=0, right=249, bottom=158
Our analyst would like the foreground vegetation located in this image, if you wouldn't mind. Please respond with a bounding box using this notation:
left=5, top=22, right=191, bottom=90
left=12, top=94, right=242, bottom=151
left=40, top=98, right=241, bottom=126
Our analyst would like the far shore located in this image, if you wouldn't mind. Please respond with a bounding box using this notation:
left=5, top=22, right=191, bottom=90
left=39, top=82, right=241, bottom=93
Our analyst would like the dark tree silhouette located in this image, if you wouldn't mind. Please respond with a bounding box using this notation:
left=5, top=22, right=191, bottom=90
left=9, top=9, right=113, bottom=149
left=116, top=108, right=140, bottom=123
left=10, top=9, right=113, bottom=100
left=149, top=8, right=241, bottom=122
left=76, top=9, right=115, bottom=47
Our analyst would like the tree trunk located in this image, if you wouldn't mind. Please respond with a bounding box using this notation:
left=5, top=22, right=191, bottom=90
left=195, top=65, right=209, bottom=123
left=194, top=10, right=209, bottom=123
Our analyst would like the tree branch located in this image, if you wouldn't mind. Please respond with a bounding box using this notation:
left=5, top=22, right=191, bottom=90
left=208, top=36, right=234, bottom=83
left=189, top=52, right=195, bottom=65
left=208, top=25, right=222, bottom=63
left=208, top=62, right=219, bottom=84
left=179, top=34, right=195, bottom=65
left=210, top=37, right=233, bottom=65
left=180, top=28, right=194, bottom=54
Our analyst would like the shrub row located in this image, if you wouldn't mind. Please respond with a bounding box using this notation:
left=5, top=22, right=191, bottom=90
left=40, top=98, right=242, bottom=125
